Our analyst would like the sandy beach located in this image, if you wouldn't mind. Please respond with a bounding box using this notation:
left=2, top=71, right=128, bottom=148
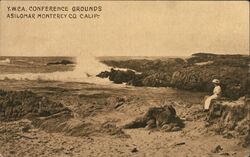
left=0, top=79, right=249, bottom=157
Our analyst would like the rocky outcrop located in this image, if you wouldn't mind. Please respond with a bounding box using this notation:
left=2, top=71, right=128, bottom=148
left=0, top=90, right=131, bottom=137
left=171, top=66, right=249, bottom=99
left=96, top=71, right=110, bottom=78
left=123, top=104, right=184, bottom=131
left=101, top=58, right=185, bottom=73
left=47, top=59, right=75, bottom=65
left=0, top=90, right=71, bottom=121
left=141, top=72, right=172, bottom=87
left=206, top=97, right=250, bottom=146
left=98, top=53, right=249, bottom=100
left=0, top=90, right=93, bottom=136
left=188, top=53, right=249, bottom=68
left=98, top=68, right=137, bottom=84
left=108, top=69, right=136, bottom=84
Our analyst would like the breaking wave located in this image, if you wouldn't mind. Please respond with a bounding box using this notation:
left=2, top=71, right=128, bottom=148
left=0, top=72, right=113, bottom=84
left=0, top=54, right=112, bottom=85
left=0, top=58, right=11, bottom=65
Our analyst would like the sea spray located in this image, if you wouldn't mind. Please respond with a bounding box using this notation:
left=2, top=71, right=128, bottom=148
left=74, top=52, right=110, bottom=77
left=0, top=54, right=112, bottom=84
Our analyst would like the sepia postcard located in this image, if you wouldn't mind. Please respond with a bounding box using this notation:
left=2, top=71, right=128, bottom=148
left=0, top=1, right=249, bottom=157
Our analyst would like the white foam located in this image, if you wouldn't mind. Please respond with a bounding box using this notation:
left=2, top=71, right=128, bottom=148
left=0, top=58, right=11, bottom=64
left=0, top=54, right=113, bottom=85
left=0, top=71, right=113, bottom=84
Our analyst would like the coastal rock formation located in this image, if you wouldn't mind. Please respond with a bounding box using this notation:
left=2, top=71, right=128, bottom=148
left=206, top=97, right=250, bottom=146
left=97, top=68, right=137, bottom=84
left=108, top=69, right=136, bottom=84
left=170, top=64, right=249, bottom=99
left=123, top=104, right=184, bottom=131
left=100, top=58, right=185, bottom=73
left=0, top=90, right=92, bottom=136
left=98, top=53, right=249, bottom=99
left=96, top=71, right=110, bottom=78
left=0, top=90, right=71, bottom=121
left=141, top=72, right=172, bottom=87
left=170, top=53, right=249, bottom=99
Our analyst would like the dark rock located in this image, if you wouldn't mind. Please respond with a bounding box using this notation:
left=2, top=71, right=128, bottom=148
left=207, top=97, right=250, bottom=146
left=170, top=65, right=248, bottom=99
left=0, top=90, right=93, bottom=137
left=145, top=119, right=156, bottom=130
left=123, top=103, right=184, bottom=131
left=211, top=145, right=223, bottom=153
left=10, top=150, right=16, bottom=154
left=109, top=68, right=136, bottom=84
left=96, top=71, right=110, bottom=78
left=98, top=53, right=249, bottom=100
left=131, top=148, right=138, bottom=153
left=0, top=90, right=71, bottom=121
left=47, top=59, right=75, bottom=65
left=99, top=58, right=185, bottom=87
left=220, top=152, right=230, bottom=156
left=126, top=75, right=144, bottom=86
left=188, top=53, right=248, bottom=67
left=142, top=72, right=171, bottom=87
left=97, top=68, right=138, bottom=84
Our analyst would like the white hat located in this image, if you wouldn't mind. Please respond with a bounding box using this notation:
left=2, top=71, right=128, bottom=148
left=212, top=79, right=220, bottom=84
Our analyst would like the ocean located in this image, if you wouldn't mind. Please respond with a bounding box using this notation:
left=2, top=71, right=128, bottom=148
left=0, top=56, right=112, bottom=84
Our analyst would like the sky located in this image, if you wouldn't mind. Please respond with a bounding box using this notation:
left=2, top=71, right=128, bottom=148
left=0, top=1, right=249, bottom=56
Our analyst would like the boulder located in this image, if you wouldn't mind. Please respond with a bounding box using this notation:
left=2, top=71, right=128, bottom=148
left=123, top=104, right=184, bottom=131
left=96, top=71, right=110, bottom=78
left=206, top=97, right=250, bottom=146
left=110, top=69, right=136, bottom=84
left=100, top=68, right=137, bottom=84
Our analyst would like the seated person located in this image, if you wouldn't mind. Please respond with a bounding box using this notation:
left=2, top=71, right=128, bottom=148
left=204, top=79, right=221, bottom=111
